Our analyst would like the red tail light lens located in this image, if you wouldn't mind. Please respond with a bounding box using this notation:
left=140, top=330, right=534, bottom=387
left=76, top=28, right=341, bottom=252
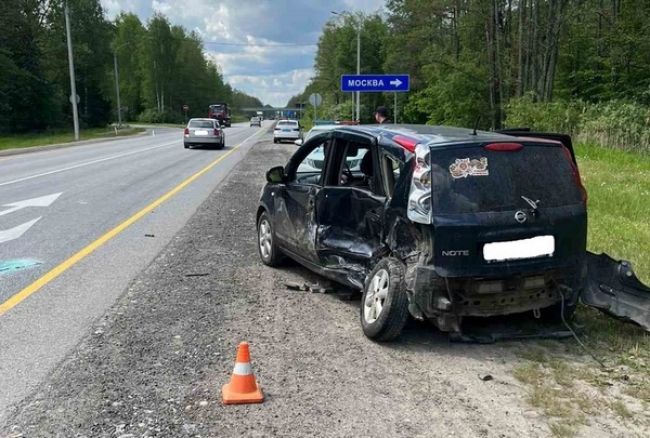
left=484, top=142, right=523, bottom=152
left=214, top=128, right=220, bottom=136
left=184, top=128, right=189, bottom=135
left=393, top=135, right=418, bottom=153
left=561, top=146, right=588, bottom=204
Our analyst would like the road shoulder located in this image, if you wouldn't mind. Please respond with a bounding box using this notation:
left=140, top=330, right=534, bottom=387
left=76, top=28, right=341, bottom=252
left=3, top=138, right=643, bottom=437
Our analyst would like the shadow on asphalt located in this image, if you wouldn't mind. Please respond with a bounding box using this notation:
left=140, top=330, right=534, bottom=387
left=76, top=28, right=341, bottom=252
left=277, top=261, right=576, bottom=350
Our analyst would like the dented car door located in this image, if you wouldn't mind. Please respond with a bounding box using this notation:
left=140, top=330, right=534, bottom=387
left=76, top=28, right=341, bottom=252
left=273, top=139, right=331, bottom=261
left=313, top=135, right=387, bottom=286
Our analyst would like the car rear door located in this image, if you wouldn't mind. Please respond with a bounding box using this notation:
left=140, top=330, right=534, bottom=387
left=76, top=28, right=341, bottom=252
left=313, top=132, right=386, bottom=284
left=426, top=141, right=588, bottom=278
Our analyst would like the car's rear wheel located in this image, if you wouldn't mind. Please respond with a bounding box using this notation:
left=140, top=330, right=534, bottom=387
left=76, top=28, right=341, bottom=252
left=184, top=143, right=189, bottom=149
left=257, top=212, right=283, bottom=267
left=360, top=258, right=409, bottom=341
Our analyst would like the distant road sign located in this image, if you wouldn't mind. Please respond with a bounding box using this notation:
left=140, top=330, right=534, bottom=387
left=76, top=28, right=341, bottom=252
left=341, top=74, right=410, bottom=92
left=309, top=93, right=323, bottom=107
left=182, top=104, right=189, bottom=111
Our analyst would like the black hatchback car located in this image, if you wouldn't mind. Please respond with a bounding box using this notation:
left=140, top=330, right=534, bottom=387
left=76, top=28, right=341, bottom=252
left=257, top=125, right=650, bottom=341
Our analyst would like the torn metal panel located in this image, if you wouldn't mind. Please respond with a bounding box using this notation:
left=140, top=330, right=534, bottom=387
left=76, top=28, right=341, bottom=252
left=583, top=252, right=650, bottom=331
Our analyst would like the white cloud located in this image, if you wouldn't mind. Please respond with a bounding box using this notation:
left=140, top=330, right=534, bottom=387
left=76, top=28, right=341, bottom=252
left=227, top=68, right=313, bottom=107
left=101, top=0, right=385, bottom=106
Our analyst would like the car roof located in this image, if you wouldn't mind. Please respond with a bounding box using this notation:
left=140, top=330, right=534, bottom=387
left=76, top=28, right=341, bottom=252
left=308, top=125, right=338, bottom=131
left=188, top=118, right=215, bottom=122
left=277, top=119, right=298, bottom=123
left=331, top=124, right=526, bottom=147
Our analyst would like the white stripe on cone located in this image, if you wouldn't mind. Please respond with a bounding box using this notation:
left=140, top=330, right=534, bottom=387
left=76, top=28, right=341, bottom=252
left=233, top=362, right=252, bottom=375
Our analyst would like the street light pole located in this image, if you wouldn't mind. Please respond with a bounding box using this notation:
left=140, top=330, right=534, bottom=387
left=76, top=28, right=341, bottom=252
left=332, top=10, right=362, bottom=121
left=113, top=51, right=122, bottom=128
left=356, top=25, right=360, bottom=121
left=64, top=2, right=79, bottom=140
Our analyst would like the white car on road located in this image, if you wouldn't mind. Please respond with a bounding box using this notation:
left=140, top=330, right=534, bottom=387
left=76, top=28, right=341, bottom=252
left=273, top=120, right=302, bottom=143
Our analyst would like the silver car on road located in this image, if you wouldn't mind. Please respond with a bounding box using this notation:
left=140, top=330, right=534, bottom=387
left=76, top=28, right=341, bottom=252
left=184, top=118, right=225, bottom=149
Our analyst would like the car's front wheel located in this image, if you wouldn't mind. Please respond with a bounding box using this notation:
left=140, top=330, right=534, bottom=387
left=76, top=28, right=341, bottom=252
left=360, top=258, right=409, bottom=341
left=257, top=212, right=283, bottom=267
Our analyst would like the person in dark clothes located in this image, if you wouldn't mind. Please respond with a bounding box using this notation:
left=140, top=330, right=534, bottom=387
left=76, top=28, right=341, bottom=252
left=374, top=106, right=392, bottom=124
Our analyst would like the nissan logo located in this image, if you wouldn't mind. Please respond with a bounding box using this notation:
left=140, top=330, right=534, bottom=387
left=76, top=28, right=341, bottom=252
left=514, top=210, right=527, bottom=223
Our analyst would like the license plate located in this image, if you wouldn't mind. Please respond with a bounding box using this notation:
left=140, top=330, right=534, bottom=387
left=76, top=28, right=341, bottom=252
left=483, top=235, right=555, bottom=262
left=194, top=130, right=208, bottom=136
left=282, top=129, right=291, bottom=132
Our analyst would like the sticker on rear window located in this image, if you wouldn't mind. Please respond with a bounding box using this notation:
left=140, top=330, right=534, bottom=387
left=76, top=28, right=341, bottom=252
left=449, top=157, right=489, bottom=179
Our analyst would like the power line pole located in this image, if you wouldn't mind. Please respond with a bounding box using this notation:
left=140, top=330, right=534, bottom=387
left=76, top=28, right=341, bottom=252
left=356, top=25, right=360, bottom=122
left=113, top=51, right=122, bottom=128
left=64, top=3, right=80, bottom=140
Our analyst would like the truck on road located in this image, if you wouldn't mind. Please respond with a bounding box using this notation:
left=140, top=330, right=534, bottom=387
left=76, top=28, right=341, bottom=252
left=208, top=103, right=231, bottom=127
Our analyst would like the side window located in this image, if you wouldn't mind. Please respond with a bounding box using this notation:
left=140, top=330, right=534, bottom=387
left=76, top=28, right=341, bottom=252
left=294, top=140, right=329, bottom=185
left=382, top=155, right=402, bottom=197
left=328, top=140, right=380, bottom=194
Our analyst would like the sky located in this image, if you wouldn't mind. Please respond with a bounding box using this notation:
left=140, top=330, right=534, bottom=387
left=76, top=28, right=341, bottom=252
left=100, top=0, right=386, bottom=106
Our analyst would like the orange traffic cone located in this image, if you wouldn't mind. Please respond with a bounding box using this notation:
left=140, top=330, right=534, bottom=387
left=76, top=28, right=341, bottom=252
left=222, top=341, right=264, bottom=404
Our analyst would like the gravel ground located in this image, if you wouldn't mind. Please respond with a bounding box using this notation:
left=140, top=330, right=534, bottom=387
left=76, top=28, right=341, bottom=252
left=2, top=138, right=635, bottom=438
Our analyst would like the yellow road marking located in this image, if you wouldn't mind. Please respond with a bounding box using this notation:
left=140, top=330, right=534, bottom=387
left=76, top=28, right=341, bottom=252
left=0, top=129, right=263, bottom=315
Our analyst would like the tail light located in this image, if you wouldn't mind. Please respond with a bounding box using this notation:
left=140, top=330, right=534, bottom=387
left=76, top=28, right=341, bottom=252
left=484, top=142, right=523, bottom=152
left=213, top=128, right=220, bottom=136
left=561, top=146, right=588, bottom=204
left=393, top=135, right=418, bottom=153
left=407, top=144, right=432, bottom=224
left=184, top=128, right=189, bottom=135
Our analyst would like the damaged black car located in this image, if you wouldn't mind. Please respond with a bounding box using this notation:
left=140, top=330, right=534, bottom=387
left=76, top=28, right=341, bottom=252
left=257, top=125, right=650, bottom=341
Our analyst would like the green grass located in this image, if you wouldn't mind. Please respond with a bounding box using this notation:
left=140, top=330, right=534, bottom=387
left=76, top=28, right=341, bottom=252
left=512, top=142, right=650, bottom=435
left=576, top=142, right=650, bottom=283
left=0, top=127, right=145, bottom=151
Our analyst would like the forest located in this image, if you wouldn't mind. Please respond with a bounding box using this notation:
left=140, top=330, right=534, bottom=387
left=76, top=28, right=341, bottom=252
left=0, top=0, right=261, bottom=133
left=289, top=0, right=650, bottom=153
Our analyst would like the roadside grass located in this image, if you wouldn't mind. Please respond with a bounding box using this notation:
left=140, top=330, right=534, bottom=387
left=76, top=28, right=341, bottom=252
left=513, top=142, right=650, bottom=436
left=0, top=127, right=145, bottom=151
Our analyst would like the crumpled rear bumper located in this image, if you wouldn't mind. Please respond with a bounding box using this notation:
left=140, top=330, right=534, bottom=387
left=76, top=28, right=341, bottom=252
left=582, top=252, right=650, bottom=331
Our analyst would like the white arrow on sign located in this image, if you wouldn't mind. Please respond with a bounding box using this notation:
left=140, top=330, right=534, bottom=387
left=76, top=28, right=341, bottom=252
left=0, top=192, right=62, bottom=217
left=390, top=78, right=403, bottom=88
left=0, top=192, right=62, bottom=244
left=0, top=217, right=41, bottom=244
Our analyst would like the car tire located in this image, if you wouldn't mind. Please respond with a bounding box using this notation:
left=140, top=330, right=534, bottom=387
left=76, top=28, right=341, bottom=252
left=360, top=258, right=409, bottom=341
left=273, top=138, right=278, bottom=144
left=184, top=143, right=189, bottom=149
left=257, top=211, right=283, bottom=267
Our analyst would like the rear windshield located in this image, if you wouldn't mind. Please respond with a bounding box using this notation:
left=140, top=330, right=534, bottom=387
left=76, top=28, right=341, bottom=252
left=430, top=144, right=583, bottom=214
left=189, top=120, right=214, bottom=128
left=278, top=121, right=298, bottom=126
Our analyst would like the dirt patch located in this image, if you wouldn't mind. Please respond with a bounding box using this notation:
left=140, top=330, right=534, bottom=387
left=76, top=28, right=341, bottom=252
left=2, top=139, right=645, bottom=438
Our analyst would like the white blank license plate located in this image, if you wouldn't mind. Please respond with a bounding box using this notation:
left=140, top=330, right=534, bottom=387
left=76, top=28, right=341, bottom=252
left=483, top=235, right=555, bottom=262
left=194, top=130, right=208, bottom=136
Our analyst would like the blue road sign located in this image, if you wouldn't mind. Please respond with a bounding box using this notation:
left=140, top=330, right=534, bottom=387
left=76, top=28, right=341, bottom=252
left=341, top=74, right=410, bottom=92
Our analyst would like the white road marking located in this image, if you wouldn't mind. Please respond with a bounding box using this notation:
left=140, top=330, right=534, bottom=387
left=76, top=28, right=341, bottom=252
left=0, top=217, right=41, bottom=244
left=0, top=193, right=62, bottom=217
left=0, top=141, right=178, bottom=187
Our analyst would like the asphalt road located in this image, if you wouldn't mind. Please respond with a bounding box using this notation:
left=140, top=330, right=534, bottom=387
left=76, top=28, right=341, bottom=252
left=1, top=134, right=645, bottom=438
left=0, top=121, right=268, bottom=422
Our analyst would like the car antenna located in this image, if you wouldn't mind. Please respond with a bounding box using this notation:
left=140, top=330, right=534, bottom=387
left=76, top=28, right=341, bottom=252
left=471, top=115, right=480, bottom=135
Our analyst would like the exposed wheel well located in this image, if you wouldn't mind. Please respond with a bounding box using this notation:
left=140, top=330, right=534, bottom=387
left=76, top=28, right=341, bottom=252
left=256, top=206, right=267, bottom=222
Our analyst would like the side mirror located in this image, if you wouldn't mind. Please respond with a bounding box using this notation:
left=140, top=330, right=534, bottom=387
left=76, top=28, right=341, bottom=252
left=294, top=139, right=303, bottom=146
left=266, top=166, right=285, bottom=183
